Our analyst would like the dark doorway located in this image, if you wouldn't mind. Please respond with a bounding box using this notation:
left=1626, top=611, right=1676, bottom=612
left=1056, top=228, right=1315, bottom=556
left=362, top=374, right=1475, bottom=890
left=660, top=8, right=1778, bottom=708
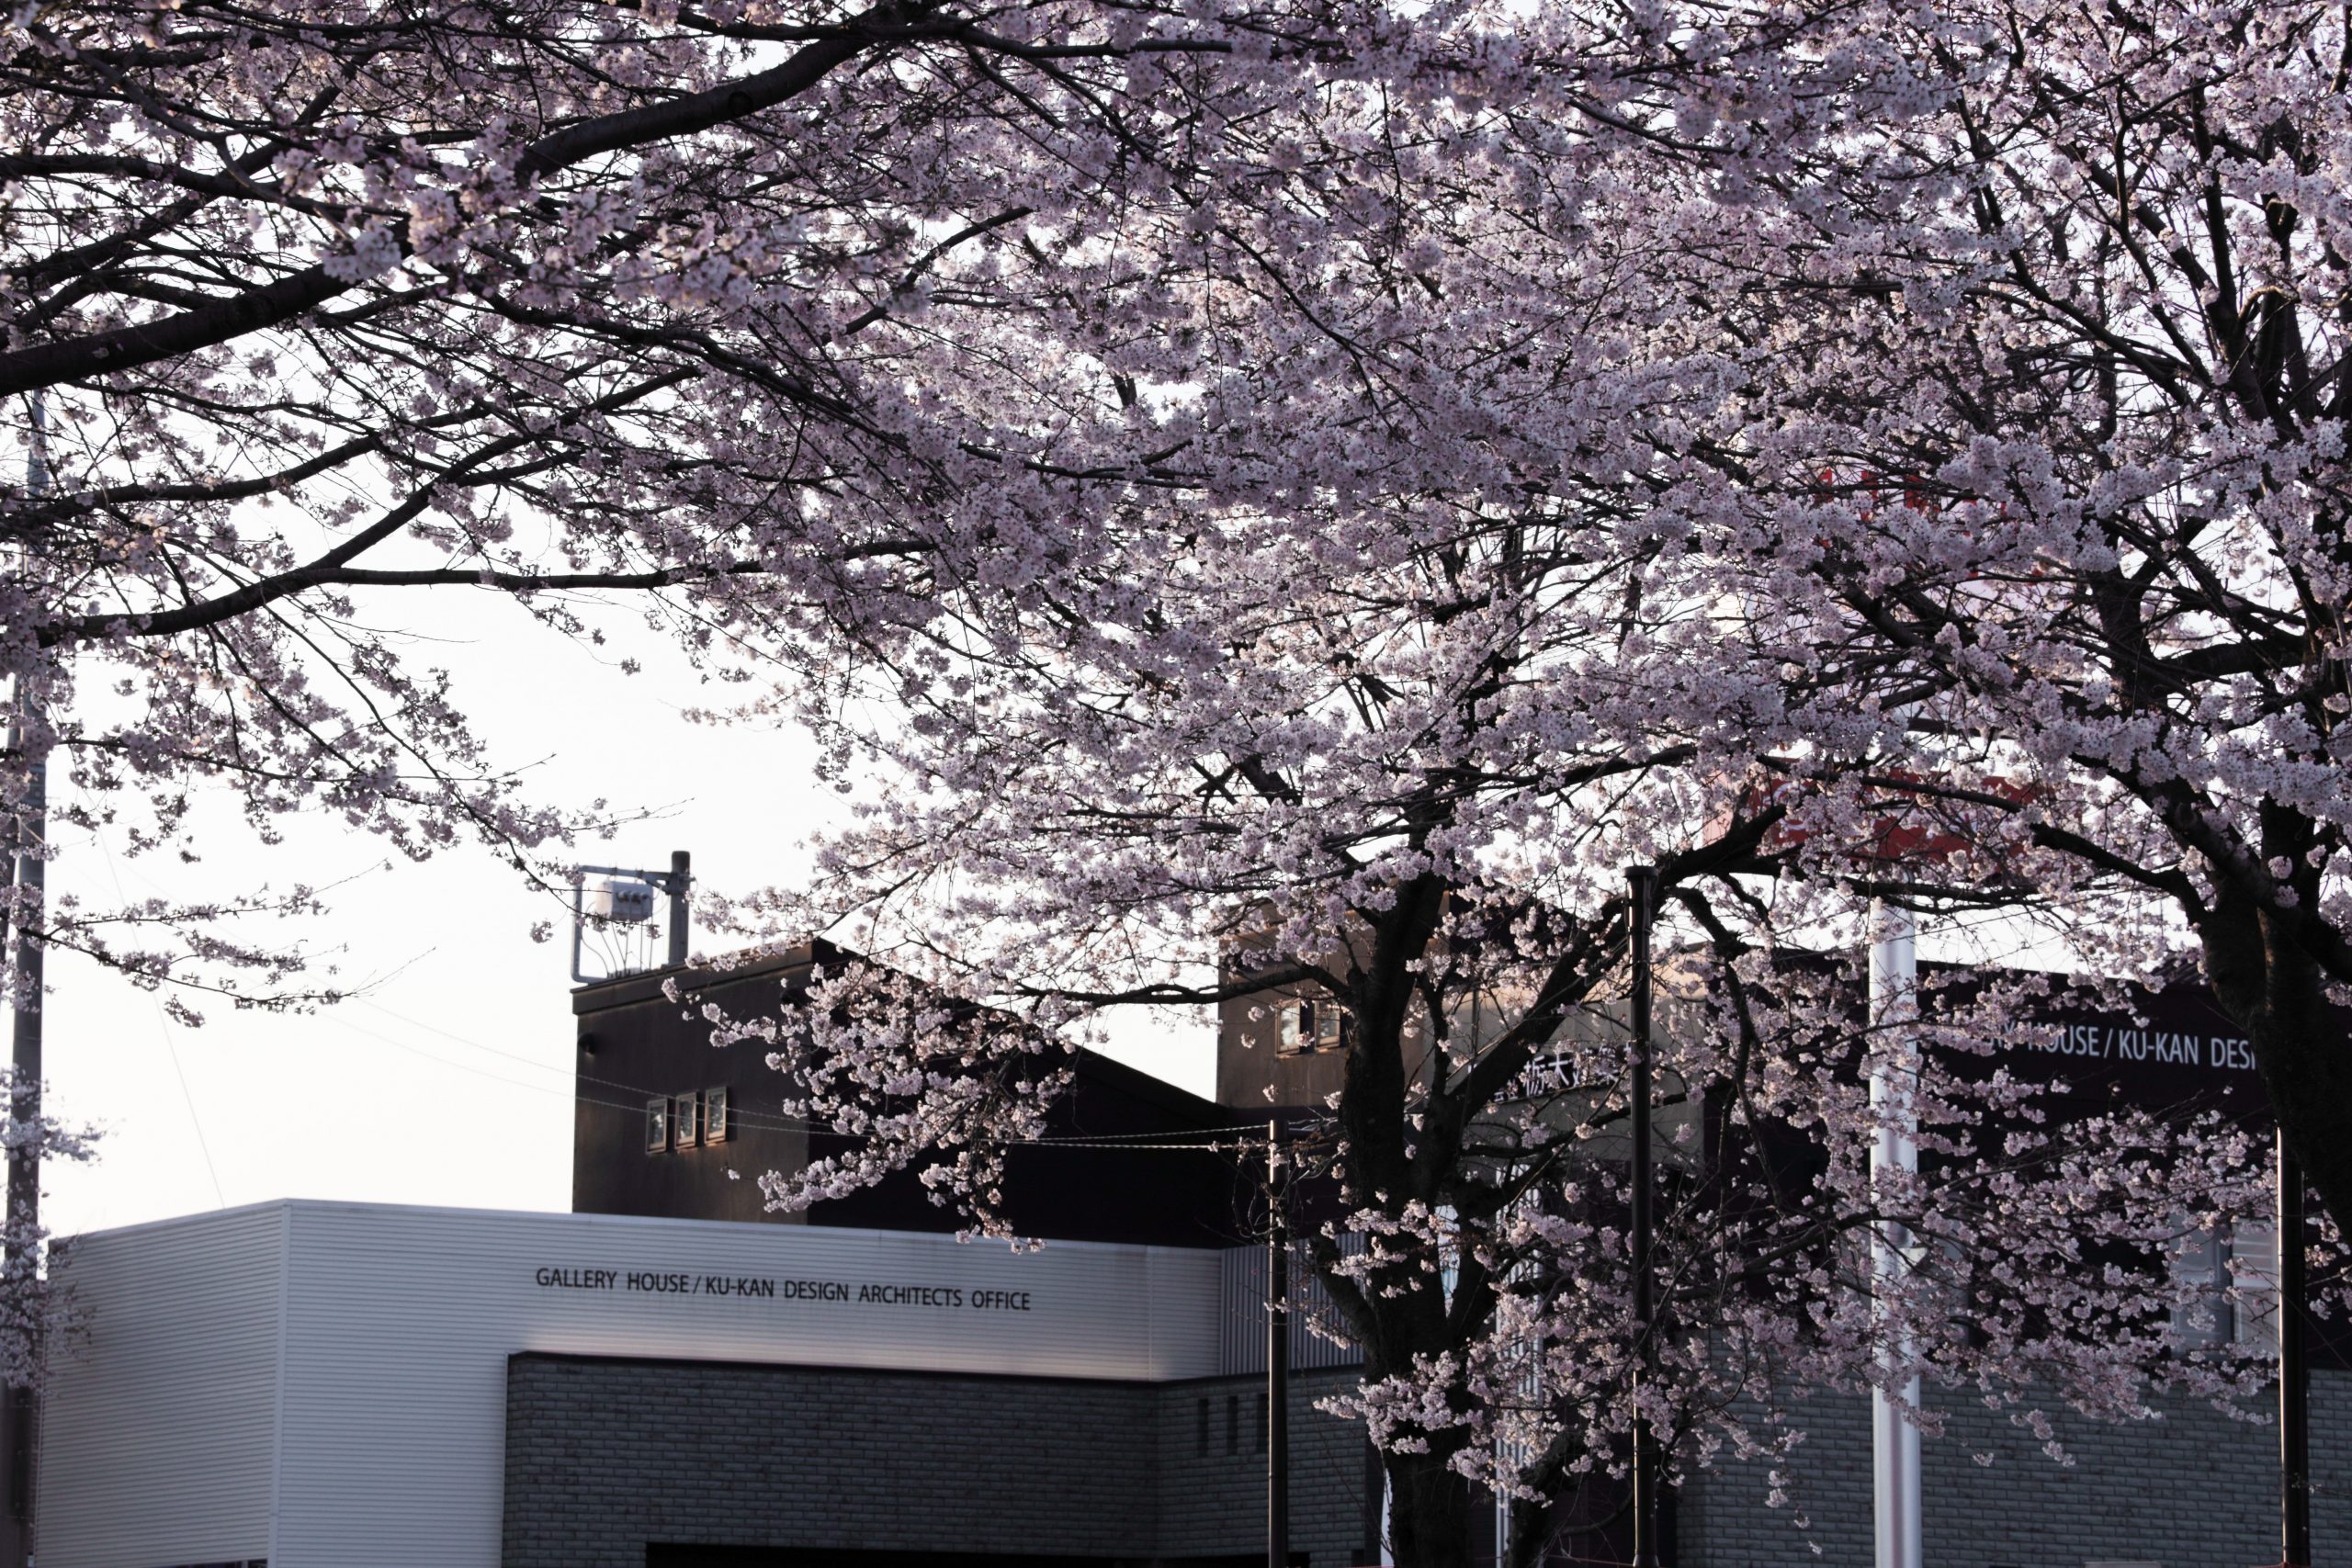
left=649, top=1551, right=1277, bottom=1568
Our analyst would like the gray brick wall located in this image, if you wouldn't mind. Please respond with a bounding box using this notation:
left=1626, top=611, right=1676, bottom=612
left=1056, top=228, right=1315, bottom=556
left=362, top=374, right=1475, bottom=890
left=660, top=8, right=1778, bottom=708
left=1152, top=1371, right=1374, bottom=1565
left=503, top=1355, right=1372, bottom=1568
left=511, top=1351, right=2344, bottom=1568
left=1677, top=1371, right=2352, bottom=1568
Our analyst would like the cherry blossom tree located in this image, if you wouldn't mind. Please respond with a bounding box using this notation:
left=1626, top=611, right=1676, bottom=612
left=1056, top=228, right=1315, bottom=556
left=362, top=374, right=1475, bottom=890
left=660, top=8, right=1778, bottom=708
left=1, top=1, right=2308, bottom=1560
left=0, top=1069, right=95, bottom=1390
left=692, top=22, right=2290, bottom=1553
left=0, top=0, right=1371, bottom=1006
left=1611, top=0, right=2352, bottom=1239
left=728, top=452, right=2276, bottom=1563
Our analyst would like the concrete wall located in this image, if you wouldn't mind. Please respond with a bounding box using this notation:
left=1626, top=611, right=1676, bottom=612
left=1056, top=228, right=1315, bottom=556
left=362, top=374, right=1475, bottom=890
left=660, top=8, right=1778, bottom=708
left=1677, top=1371, right=2352, bottom=1568
left=503, top=1355, right=1374, bottom=1568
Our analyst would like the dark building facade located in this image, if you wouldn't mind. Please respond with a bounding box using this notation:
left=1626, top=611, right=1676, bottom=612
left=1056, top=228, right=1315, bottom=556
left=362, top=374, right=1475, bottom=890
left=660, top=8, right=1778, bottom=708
left=573, top=945, right=1250, bottom=1247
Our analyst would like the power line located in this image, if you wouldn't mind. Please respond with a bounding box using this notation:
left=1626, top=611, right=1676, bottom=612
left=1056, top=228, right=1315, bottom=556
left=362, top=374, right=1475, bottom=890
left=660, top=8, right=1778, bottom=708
left=341, top=998, right=1274, bottom=1146
left=326, top=1007, right=1270, bottom=1153
left=74, top=781, right=225, bottom=1210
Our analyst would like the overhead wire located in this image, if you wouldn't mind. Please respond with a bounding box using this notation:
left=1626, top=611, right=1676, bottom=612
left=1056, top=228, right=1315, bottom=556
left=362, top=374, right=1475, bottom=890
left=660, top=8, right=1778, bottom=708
left=328, top=999, right=1276, bottom=1151
left=72, top=779, right=228, bottom=1209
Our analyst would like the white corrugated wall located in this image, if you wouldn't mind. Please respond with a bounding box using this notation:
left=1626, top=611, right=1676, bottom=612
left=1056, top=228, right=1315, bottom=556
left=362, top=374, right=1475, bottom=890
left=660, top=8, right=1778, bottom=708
left=39, top=1201, right=288, bottom=1568
left=1217, top=1236, right=1364, bottom=1376
left=40, top=1200, right=1234, bottom=1568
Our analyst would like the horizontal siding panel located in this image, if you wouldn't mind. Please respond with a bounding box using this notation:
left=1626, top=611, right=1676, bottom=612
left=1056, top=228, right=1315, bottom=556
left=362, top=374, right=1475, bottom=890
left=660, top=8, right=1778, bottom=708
left=38, top=1203, right=285, bottom=1568
left=1219, top=1237, right=1363, bottom=1376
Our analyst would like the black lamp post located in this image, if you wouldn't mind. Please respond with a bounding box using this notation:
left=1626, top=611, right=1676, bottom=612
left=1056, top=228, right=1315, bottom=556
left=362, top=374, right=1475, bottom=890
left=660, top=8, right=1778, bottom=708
left=2278, top=1134, right=2310, bottom=1568
left=1268, top=1118, right=1290, bottom=1568
left=1627, top=865, right=1661, bottom=1568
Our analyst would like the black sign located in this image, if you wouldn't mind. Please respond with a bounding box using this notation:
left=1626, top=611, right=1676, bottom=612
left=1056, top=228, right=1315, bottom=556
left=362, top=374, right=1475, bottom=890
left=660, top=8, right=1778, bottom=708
left=1924, top=964, right=2278, bottom=1122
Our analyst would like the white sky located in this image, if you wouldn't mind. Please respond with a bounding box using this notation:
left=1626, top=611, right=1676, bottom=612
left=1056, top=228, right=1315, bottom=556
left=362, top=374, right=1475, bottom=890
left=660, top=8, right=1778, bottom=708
left=34, top=589, right=1215, bottom=1240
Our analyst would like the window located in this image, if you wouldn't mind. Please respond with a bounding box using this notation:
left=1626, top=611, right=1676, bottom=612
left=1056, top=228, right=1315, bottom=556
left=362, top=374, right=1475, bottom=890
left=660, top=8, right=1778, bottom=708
left=1254, top=1391, right=1269, bottom=1454
left=705, top=1087, right=730, bottom=1145
left=1195, top=1397, right=1210, bottom=1458
left=1277, top=998, right=1350, bottom=1055
left=673, top=1090, right=701, bottom=1149
left=1226, top=1393, right=1240, bottom=1455
left=644, top=1097, right=671, bottom=1154
left=2170, top=1226, right=2226, bottom=1348
left=2170, top=1223, right=2278, bottom=1355
left=2226, top=1223, right=2279, bottom=1355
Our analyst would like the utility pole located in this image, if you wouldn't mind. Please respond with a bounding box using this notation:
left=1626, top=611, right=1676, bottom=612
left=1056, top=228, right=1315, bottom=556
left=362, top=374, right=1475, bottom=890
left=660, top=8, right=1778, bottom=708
left=7, top=389, right=48, bottom=1254
left=6, top=739, right=42, bottom=1249
left=0, top=698, right=36, bottom=1565
left=4, top=390, right=48, bottom=1567
left=666, top=849, right=691, bottom=968
left=2278, top=1134, right=2310, bottom=1568
left=1868, top=898, right=1921, bottom=1568
left=1266, top=1118, right=1290, bottom=1568
left=1626, top=864, right=1661, bottom=1568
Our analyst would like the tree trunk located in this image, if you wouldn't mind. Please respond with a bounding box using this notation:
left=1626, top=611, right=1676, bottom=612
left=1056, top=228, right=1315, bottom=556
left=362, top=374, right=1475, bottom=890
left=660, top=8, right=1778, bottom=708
left=1384, top=1446, right=1477, bottom=1568
left=2197, top=889, right=2352, bottom=1230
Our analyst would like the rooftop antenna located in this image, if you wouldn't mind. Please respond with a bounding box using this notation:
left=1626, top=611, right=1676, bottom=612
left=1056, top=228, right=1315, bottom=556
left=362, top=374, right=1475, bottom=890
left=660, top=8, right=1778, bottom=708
left=568, top=850, right=691, bottom=983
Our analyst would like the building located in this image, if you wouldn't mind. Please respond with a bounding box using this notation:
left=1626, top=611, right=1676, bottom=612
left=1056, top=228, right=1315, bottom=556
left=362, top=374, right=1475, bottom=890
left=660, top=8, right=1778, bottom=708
left=32, top=947, right=1374, bottom=1568
left=571, top=944, right=1247, bottom=1247
left=24, top=943, right=2352, bottom=1567
left=37, top=1200, right=1375, bottom=1568
left=1205, top=951, right=2352, bottom=1566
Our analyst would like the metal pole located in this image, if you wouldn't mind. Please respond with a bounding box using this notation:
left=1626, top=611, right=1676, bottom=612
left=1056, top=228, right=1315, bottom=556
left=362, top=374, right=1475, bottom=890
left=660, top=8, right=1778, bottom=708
left=666, top=849, right=691, bottom=968
left=568, top=873, right=591, bottom=986
left=7, top=394, right=49, bottom=1256
left=5, top=390, right=48, bottom=1561
left=0, top=689, right=33, bottom=1556
left=1869, top=898, right=1921, bottom=1568
left=2, top=701, right=41, bottom=1486
left=1267, top=1118, right=1290, bottom=1568
left=1626, top=864, right=1660, bottom=1568
left=2278, top=1134, right=2311, bottom=1567
left=1, top=727, right=35, bottom=1257
left=8, top=390, right=48, bottom=1256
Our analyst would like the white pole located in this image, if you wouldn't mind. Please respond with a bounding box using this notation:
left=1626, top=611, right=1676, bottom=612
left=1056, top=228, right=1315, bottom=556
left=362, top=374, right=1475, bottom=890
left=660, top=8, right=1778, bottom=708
left=1869, top=897, right=1921, bottom=1568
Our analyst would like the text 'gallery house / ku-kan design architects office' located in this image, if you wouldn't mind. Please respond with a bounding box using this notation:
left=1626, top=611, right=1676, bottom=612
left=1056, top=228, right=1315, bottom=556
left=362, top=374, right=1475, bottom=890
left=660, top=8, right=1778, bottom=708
left=22, top=915, right=2352, bottom=1568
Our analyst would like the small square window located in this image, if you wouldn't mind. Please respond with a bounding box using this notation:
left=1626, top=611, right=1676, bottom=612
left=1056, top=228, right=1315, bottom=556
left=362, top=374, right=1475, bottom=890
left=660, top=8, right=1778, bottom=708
left=1276, top=998, right=1346, bottom=1055
left=673, top=1091, right=700, bottom=1149
left=705, top=1087, right=730, bottom=1145
left=644, top=1097, right=670, bottom=1154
